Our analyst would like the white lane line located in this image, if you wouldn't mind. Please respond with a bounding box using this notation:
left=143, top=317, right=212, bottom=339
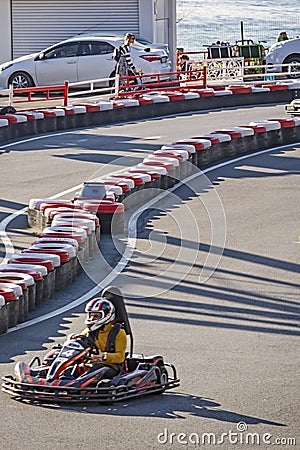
left=3, top=142, right=300, bottom=333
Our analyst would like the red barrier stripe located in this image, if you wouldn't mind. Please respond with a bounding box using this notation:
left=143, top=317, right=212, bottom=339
left=8, top=258, right=54, bottom=272
left=213, top=130, right=242, bottom=139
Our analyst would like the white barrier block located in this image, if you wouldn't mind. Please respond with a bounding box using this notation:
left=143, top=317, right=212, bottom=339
left=155, top=148, right=189, bottom=160
left=104, top=176, right=135, bottom=189
left=172, top=138, right=212, bottom=149
left=205, top=133, right=232, bottom=142
left=117, top=99, right=140, bottom=107
left=96, top=101, right=114, bottom=111
left=10, top=114, right=28, bottom=123
left=145, top=155, right=180, bottom=167
left=249, top=120, right=281, bottom=131
left=50, top=108, right=66, bottom=116
left=72, top=105, right=87, bottom=114
left=284, top=80, right=300, bottom=90
left=2, top=263, right=47, bottom=276
left=30, top=243, right=77, bottom=259
left=194, top=88, right=215, bottom=95
left=164, top=143, right=196, bottom=154
left=17, top=252, right=61, bottom=268
left=137, top=163, right=168, bottom=175
left=213, top=90, right=233, bottom=96
left=140, top=93, right=170, bottom=103
left=39, top=108, right=64, bottom=117
left=0, top=118, right=9, bottom=127
left=0, top=272, right=34, bottom=287
left=223, top=126, right=255, bottom=137
left=28, top=198, right=73, bottom=210
left=0, top=282, right=22, bottom=297
left=22, top=111, right=45, bottom=119
left=183, top=92, right=200, bottom=100
left=292, top=117, right=300, bottom=126
left=251, top=86, right=271, bottom=93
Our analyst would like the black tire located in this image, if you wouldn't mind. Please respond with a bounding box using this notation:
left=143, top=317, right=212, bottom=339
left=160, top=367, right=168, bottom=384
left=0, top=106, right=16, bottom=114
left=284, top=55, right=300, bottom=79
left=154, top=367, right=168, bottom=395
left=109, top=70, right=116, bottom=88
left=8, top=71, right=34, bottom=89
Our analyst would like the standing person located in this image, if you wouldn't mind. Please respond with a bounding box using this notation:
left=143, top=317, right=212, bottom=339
left=276, top=31, right=289, bottom=42
left=178, top=54, right=191, bottom=80
left=117, top=32, right=138, bottom=86
left=178, top=54, right=190, bottom=72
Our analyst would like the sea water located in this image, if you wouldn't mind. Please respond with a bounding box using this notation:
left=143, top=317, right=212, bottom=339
left=177, top=0, right=300, bottom=52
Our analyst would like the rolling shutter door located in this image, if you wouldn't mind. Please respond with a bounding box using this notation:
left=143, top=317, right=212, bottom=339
left=12, top=0, right=139, bottom=58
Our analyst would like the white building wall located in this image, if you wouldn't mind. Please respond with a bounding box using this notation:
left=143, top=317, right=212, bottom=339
left=139, top=0, right=176, bottom=70
left=0, top=0, right=12, bottom=63
left=139, top=0, right=155, bottom=42
left=155, top=0, right=176, bottom=70
left=0, top=0, right=176, bottom=65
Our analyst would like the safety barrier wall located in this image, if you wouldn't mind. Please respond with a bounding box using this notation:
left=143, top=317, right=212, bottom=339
left=0, top=85, right=300, bottom=334
left=0, top=82, right=299, bottom=144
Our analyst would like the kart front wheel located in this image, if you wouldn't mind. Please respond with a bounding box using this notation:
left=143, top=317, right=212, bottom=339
left=154, top=367, right=168, bottom=395
left=160, top=368, right=168, bottom=384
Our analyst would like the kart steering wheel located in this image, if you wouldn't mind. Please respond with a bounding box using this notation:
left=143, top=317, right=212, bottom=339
left=75, top=334, right=99, bottom=355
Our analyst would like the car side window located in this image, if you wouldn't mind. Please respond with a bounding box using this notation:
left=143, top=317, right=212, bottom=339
left=79, top=42, right=115, bottom=56
left=44, top=43, right=78, bottom=60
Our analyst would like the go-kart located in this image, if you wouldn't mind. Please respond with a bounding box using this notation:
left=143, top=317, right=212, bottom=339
left=2, top=286, right=180, bottom=403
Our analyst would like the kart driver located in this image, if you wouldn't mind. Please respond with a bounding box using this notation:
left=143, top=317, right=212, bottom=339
left=71, top=297, right=127, bottom=378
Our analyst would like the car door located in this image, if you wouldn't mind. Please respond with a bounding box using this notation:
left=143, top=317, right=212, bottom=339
left=77, top=41, right=115, bottom=86
left=35, top=43, right=79, bottom=86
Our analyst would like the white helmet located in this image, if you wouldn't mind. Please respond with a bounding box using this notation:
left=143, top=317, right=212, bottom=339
left=85, top=297, right=115, bottom=332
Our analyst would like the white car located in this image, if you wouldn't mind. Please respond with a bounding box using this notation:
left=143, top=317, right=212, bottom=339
left=266, top=37, right=300, bottom=78
left=0, top=35, right=172, bottom=89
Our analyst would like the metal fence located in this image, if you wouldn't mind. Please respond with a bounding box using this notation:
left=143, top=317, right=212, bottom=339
left=177, top=19, right=300, bottom=53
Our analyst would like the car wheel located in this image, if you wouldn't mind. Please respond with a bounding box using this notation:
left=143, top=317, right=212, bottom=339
left=8, top=72, right=34, bottom=89
left=284, top=56, right=300, bottom=79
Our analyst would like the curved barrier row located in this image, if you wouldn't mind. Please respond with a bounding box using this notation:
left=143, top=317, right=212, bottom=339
left=0, top=82, right=299, bottom=144
left=0, top=111, right=300, bottom=334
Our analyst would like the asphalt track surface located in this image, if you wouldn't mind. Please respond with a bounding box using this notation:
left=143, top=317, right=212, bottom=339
left=0, top=104, right=299, bottom=450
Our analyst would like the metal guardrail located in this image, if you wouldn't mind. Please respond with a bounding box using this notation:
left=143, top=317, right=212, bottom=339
left=68, top=76, right=118, bottom=100
left=0, top=87, right=14, bottom=112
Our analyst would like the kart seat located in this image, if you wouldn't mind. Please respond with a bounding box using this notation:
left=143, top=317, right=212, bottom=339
left=124, top=358, right=139, bottom=373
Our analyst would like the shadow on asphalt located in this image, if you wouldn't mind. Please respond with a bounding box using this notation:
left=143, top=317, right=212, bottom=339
left=10, top=392, right=286, bottom=427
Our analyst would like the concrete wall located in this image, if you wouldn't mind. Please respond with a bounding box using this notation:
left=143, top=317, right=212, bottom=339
left=0, top=0, right=11, bottom=63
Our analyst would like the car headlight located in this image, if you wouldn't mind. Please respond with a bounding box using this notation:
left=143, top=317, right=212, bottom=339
left=0, top=63, right=13, bottom=73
